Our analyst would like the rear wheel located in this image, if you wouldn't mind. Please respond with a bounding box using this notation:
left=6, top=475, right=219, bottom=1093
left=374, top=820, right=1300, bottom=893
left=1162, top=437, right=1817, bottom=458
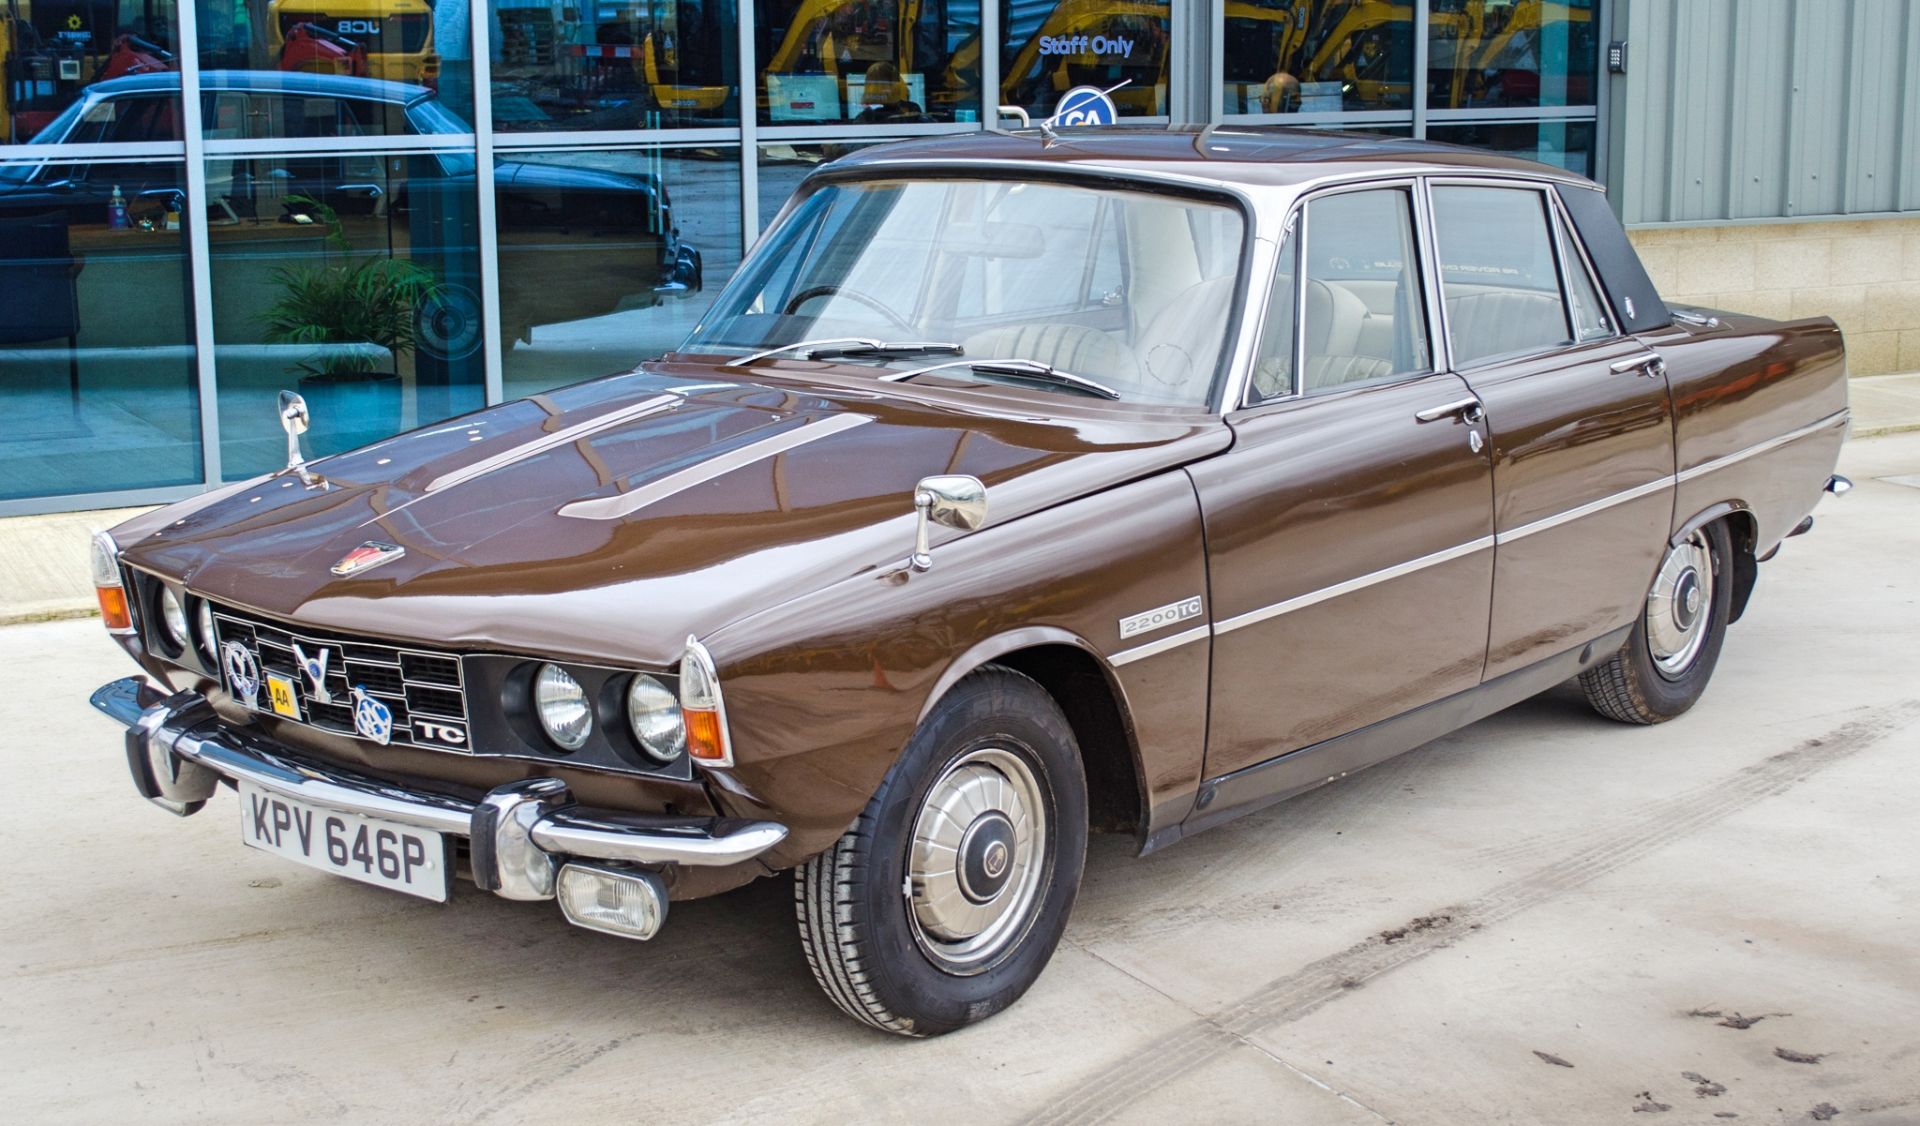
left=795, top=666, right=1086, bottom=1036
left=1580, top=521, right=1733, bottom=724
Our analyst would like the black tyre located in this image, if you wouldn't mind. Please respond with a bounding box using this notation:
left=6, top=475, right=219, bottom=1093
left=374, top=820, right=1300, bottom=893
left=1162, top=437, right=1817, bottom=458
left=795, top=665, right=1087, bottom=1036
left=1580, top=520, right=1734, bottom=724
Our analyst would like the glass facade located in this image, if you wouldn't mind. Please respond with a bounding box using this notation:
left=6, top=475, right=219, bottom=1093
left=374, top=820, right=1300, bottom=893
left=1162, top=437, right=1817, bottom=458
left=1221, top=0, right=1600, bottom=175
left=0, top=0, right=1609, bottom=510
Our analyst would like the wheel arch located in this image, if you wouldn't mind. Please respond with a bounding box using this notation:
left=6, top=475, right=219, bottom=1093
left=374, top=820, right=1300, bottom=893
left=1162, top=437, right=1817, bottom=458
left=918, top=628, right=1147, bottom=841
left=1673, top=501, right=1759, bottom=623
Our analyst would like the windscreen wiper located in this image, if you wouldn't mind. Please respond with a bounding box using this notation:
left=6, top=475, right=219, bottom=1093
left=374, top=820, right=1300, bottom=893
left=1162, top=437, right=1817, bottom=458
left=884, top=358, right=1122, bottom=401
left=726, top=338, right=962, bottom=366
left=807, top=341, right=963, bottom=361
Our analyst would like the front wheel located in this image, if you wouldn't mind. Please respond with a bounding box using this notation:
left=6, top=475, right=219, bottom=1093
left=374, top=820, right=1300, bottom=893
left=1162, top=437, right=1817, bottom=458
left=1580, top=520, right=1733, bottom=724
left=795, top=666, right=1087, bottom=1036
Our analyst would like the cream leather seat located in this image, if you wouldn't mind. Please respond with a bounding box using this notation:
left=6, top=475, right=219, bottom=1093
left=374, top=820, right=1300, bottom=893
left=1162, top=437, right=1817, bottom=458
left=1132, top=275, right=1236, bottom=398
left=962, top=322, right=1132, bottom=379
left=1445, top=289, right=1567, bottom=366
left=1254, top=279, right=1395, bottom=398
left=1300, top=280, right=1390, bottom=391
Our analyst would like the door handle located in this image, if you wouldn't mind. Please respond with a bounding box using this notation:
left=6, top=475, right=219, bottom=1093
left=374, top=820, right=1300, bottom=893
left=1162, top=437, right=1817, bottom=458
left=1609, top=352, right=1667, bottom=377
left=1415, top=396, right=1484, bottom=424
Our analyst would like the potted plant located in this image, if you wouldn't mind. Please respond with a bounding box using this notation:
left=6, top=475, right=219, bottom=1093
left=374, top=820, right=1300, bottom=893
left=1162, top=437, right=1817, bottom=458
left=257, top=195, right=441, bottom=456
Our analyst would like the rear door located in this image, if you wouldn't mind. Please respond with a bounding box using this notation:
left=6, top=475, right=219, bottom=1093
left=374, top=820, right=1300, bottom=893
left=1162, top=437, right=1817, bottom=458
left=1189, top=181, right=1495, bottom=786
left=1427, top=179, right=1676, bottom=679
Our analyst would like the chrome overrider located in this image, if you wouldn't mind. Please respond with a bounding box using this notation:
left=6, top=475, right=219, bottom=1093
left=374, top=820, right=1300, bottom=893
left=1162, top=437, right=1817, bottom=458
left=90, top=676, right=788, bottom=937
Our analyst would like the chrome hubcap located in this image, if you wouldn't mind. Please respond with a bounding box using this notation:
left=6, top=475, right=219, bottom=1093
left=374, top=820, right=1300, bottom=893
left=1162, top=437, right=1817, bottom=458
left=907, top=746, right=1048, bottom=974
left=1646, top=530, right=1715, bottom=678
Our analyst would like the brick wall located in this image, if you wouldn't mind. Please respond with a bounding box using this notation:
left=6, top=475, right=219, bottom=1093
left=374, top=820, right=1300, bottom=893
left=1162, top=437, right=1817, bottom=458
left=1628, top=217, right=1920, bottom=376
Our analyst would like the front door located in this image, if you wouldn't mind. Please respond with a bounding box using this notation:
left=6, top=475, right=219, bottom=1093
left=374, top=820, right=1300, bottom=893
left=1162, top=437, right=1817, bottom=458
left=1190, top=183, right=1496, bottom=785
left=1426, top=181, right=1676, bottom=679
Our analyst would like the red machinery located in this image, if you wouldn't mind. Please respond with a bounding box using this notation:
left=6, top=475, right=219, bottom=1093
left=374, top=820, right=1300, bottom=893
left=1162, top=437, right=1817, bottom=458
left=278, top=23, right=369, bottom=78
left=91, top=34, right=174, bottom=81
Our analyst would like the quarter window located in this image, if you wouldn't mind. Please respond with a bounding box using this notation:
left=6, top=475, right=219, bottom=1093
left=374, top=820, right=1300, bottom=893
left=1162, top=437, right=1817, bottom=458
left=1555, top=211, right=1615, bottom=341
left=1299, top=187, right=1430, bottom=393
left=1250, top=230, right=1299, bottom=401
left=1431, top=185, right=1576, bottom=366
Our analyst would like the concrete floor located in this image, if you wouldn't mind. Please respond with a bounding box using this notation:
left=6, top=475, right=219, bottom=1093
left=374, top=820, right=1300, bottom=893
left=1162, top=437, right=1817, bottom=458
left=5, top=433, right=1918, bottom=1126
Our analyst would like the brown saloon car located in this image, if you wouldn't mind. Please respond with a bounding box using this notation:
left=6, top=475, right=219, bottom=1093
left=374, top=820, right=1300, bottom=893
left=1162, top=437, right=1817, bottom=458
left=89, top=128, right=1851, bottom=1036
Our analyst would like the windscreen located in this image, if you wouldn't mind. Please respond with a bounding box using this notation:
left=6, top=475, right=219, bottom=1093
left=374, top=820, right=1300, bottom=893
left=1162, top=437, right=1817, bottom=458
left=684, top=178, right=1247, bottom=407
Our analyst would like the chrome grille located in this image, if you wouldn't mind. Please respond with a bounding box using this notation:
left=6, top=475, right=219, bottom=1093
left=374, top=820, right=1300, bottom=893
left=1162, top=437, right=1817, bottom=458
left=210, top=605, right=472, bottom=753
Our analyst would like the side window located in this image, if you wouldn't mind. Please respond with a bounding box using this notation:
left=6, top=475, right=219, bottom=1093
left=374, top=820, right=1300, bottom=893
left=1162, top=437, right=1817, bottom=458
left=1554, top=211, right=1615, bottom=342
left=1300, top=188, right=1430, bottom=393
left=1431, top=185, right=1575, bottom=366
left=1251, top=229, right=1298, bottom=402
left=106, top=96, right=182, bottom=143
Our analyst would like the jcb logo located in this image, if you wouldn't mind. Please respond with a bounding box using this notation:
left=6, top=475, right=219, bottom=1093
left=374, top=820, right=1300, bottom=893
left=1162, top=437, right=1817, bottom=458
left=337, top=19, right=380, bottom=35
left=412, top=719, right=467, bottom=749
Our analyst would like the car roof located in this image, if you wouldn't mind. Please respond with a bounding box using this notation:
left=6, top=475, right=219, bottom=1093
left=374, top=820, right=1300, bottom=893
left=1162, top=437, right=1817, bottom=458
left=79, top=70, right=432, bottom=105
left=831, top=125, right=1599, bottom=193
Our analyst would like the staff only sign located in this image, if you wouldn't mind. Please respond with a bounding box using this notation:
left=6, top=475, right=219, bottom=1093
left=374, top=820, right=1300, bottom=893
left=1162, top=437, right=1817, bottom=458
left=1037, top=33, right=1137, bottom=60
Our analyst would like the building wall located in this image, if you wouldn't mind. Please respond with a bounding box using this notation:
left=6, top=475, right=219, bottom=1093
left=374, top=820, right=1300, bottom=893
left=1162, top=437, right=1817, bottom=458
left=1629, top=216, right=1920, bottom=375
left=1613, top=0, right=1920, bottom=226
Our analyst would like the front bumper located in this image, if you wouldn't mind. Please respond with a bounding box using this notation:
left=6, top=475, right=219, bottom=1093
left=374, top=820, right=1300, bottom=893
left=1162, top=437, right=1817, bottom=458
left=92, top=677, right=785, bottom=931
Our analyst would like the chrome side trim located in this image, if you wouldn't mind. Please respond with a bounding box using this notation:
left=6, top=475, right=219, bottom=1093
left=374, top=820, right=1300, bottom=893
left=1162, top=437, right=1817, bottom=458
left=1110, top=624, right=1211, bottom=667
left=1675, top=410, right=1850, bottom=484
left=559, top=415, right=872, bottom=520
left=1494, top=410, right=1849, bottom=544
left=1495, top=476, right=1675, bottom=544
left=1215, top=536, right=1496, bottom=636
left=425, top=393, right=680, bottom=494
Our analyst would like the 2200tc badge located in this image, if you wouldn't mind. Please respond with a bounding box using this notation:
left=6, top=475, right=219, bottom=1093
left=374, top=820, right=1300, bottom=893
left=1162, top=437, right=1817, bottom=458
left=88, top=126, right=1850, bottom=1036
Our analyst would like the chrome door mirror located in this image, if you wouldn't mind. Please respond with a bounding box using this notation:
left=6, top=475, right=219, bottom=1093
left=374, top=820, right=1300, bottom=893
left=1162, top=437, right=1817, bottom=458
left=279, top=389, right=310, bottom=436
left=910, top=475, right=988, bottom=572
left=278, top=390, right=314, bottom=481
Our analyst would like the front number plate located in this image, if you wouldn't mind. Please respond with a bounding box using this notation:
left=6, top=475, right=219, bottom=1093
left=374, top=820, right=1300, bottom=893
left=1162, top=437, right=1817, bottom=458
left=238, top=782, right=450, bottom=902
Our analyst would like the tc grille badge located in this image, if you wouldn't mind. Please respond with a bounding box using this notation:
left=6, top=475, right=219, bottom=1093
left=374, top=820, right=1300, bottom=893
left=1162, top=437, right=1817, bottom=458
left=292, top=642, right=333, bottom=705
left=350, top=686, right=393, bottom=746
left=221, top=640, right=261, bottom=708
left=331, top=541, right=404, bottom=577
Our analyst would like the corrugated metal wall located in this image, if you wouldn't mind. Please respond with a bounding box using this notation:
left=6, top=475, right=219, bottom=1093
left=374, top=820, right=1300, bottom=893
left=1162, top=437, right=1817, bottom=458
left=1619, top=0, right=1920, bottom=224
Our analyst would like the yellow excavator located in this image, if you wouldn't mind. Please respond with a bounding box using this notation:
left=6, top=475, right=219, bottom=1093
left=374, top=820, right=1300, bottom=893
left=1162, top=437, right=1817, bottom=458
left=264, top=0, right=440, bottom=87
left=1452, top=0, right=1595, bottom=107
left=637, top=0, right=950, bottom=121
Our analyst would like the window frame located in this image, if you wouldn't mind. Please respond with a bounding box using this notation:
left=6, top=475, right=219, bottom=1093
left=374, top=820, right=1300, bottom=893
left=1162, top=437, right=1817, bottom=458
left=702, top=165, right=1260, bottom=411
left=1423, top=174, right=1618, bottom=373
left=1546, top=187, right=1624, bottom=345
left=1240, top=175, right=1446, bottom=410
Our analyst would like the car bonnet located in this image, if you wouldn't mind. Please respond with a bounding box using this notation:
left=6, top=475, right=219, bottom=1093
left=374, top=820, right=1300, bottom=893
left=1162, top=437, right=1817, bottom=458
left=113, top=362, right=1229, bottom=665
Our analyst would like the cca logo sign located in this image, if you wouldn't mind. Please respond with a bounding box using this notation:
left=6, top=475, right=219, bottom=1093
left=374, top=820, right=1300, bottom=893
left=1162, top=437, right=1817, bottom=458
left=1051, top=85, right=1118, bottom=127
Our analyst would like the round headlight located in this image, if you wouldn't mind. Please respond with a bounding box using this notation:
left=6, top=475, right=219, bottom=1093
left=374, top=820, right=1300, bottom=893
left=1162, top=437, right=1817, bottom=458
left=533, top=663, right=592, bottom=750
left=195, top=599, right=217, bottom=660
left=159, top=587, right=189, bottom=652
left=626, top=674, right=686, bottom=763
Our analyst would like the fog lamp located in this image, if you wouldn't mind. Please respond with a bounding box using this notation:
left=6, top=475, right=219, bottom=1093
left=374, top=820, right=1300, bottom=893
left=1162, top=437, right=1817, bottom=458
left=90, top=531, right=132, bottom=634
left=533, top=663, right=593, bottom=750
left=556, top=863, right=668, bottom=941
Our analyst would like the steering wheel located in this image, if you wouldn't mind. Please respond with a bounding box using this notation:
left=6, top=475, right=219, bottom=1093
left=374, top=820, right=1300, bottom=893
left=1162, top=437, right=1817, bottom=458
left=782, top=285, right=915, bottom=333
